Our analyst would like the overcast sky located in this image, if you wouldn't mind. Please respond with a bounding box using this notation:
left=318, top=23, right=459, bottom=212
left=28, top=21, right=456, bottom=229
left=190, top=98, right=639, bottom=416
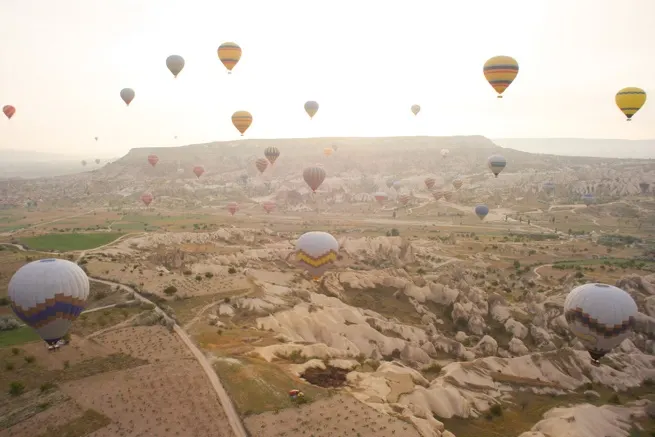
left=1, top=0, right=654, bottom=158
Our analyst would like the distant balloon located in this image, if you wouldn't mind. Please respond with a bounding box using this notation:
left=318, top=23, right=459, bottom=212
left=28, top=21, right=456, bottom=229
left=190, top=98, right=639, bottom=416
left=452, top=178, right=463, bottom=190
left=94, top=137, right=98, bottom=142
left=615, top=87, right=647, bottom=121
left=256, top=158, right=268, bottom=174
left=81, top=160, right=87, bottom=167
left=374, top=192, right=388, bottom=205
left=386, top=178, right=394, bottom=189
left=193, top=165, right=205, bottom=179
left=411, top=104, right=421, bottom=116
left=304, top=101, right=319, bottom=119
left=264, top=146, right=280, bottom=165
left=3, top=105, right=16, bottom=119
left=303, top=166, right=326, bottom=192
left=141, top=192, right=153, bottom=206
left=543, top=181, right=555, bottom=192
left=323, top=147, right=333, bottom=157
left=262, top=200, right=276, bottom=214
left=483, top=56, right=519, bottom=98
left=295, top=231, right=339, bottom=280
left=443, top=191, right=453, bottom=201
left=487, top=155, right=507, bottom=178
left=475, top=204, right=489, bottom=220
left=227, top=202, right=239, bottom=216
left=148, top=154, right=159, bottom=167
left=639, top=182, right=650, bottom=194
left=392, top=181, right=401, bottom=190
left=431, top=190, right=443, bottom=201
left=582, top=193, right=594, bottom=206
left=441, top=149, right=450, bottom=158
left=398, top=194, right=411, bottom=206
left=218, top=42, right=242, bottom=73
left=232, top=111, right=252, bottom=136
left=120, top=88, right=135, bottom=106
left=166, top=55, right=185, bottom=78
left=564, top=283, right=637, bottom=364
left=424, top=178, right=436, bottom=190
left=95, top=159, right=100, bottom=165
left=9, top=259, right=89, bottom=345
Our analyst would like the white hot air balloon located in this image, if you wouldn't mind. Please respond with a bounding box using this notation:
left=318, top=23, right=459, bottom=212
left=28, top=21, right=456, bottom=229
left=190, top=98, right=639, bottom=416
left=487, top=154, right=507, bottom=178
left=8, top=259, right=89, bottom=348
left=564, top=283, right=638, bottom=365
left=441, top=148, right=450, bottom=158
left=295, top=231, right=339, bottom=280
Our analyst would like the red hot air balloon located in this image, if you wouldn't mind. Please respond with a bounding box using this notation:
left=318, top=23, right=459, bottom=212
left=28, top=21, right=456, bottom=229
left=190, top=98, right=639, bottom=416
left=147, top=154, right=159, bottom=167
left=432, top=190, right=444, bottom=201
left=399, top=194, right=411, bottom=206
left=227, top=202, right=239, bottom=216
left=424, top=178, right=436, bottom=190
left=193, top=165, right=205, bottom=179
left=303, top=166, right=326, bottom=192
left=141, top=192, right=153, bottom=206
left=443, top=191, right=453, bottom=201
left=263, top=200, right=276, bottom=214
left=3, top=105, right=16, bottom=120
left=255, top=158, right=268, bottom=174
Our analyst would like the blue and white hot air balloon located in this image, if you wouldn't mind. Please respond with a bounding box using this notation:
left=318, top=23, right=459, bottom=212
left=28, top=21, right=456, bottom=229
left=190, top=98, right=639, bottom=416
left=9, top=259, right=89, bottom=347
left=475, top=204, right=489, bottom=220
left=487, top=154, right=507, bottom=178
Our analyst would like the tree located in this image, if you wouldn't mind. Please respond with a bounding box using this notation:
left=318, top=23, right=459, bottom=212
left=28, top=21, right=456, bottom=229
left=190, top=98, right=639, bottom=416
left=163, top=285, right=178, bottom=296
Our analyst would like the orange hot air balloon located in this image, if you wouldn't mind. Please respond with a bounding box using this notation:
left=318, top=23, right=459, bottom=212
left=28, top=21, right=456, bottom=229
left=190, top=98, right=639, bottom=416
left=424, top=178, right=436, bottom=190
left=3, top=105, right=16, bottom=120
left=303, top=166, right=326, bottom=192
left=147, top=154, right=159, bottom=167
left=323, top=147, right=333, bottom=157
left=232, top=111, right=252, bottom=136
left=262, top=200, right=276, bottom=214
left=483, top=56, right=519, bottom=98
left=255, top=158, right=268, bottom=174
left=141, top=192, right=153, bottom=206
left=193, top=165, right=205, bottom=179
left=218, top=42, right=242, bottom=74
left=227, top=202, right=239, bottom=216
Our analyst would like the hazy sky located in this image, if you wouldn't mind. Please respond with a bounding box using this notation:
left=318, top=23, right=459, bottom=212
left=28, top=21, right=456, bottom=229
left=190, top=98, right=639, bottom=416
left=1, top=0, right=655, bottom=158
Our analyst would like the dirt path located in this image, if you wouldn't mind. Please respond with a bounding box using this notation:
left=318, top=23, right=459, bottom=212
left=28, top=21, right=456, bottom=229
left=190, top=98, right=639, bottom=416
left=88, top=277, right=247, bottom=437
left=533, top=264, right=553, bottom=280
left=1, top=209, right=97, bottom=237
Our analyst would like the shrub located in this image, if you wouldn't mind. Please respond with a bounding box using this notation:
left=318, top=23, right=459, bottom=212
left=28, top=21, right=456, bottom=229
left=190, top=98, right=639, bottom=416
left=24, top=355, right=35, bottom=364
left=228, top=267, right=237, bottom=274
left=204, top=272, right=213, bottom=278
left=489, top=404, right=503, bottom=416
left=195, top=275, right=202, bottom=281
left=183, top=270, right=192, bottom=276
left=163, top=285, right=178, bottom=296
left=0, top=316, right=21, bottom=331
left=9, top=381, right=25, bottom=396
left=40, top=381, right=57, bottom=393
left=5, top=362, right=15, bottom=371
left=11, top=348, right=20, bottom=356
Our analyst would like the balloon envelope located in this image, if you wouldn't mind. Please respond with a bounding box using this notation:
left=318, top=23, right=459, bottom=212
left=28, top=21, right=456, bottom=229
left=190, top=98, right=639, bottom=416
left=9, top=259, right=89, bottom=344
left=264, top=146, right=280, bottom=165
left=120, top=88, right=135, bottom=106
left=304, top=101, right=319, bottom=119
left=256, top=158, right=268, bottom=174
left=3, top=105, right=16, bottom=119
left=475, top=204, right=489, bottom=220
left=424, top=178, right=436, bottom=190
left=487, top=155, right=507, bottom=177
left=141, top=192, right=153, bottom=206
left=232, top=111, right=252, bottom=136
left=303, top=167, right=326, bottom=192
left=193, top=166, right=205, bottom=178
left=148, top=155, right=159, bottom=167
left=615, top=87, right=646, bottom=121
left=166, top=55, right=185, bottom=78
left=295, top=231, right=339, bottom=280
left=441, top=149, right=450, bottom=158
left=564, top=283, right=637, bottom=362
left=483, top=56, right=519, bottom=98
left=227, top=202, right=239, bottom=215
left=411, top=104, right=420, bottom=116
left=218, top=42, right=242, bottom=73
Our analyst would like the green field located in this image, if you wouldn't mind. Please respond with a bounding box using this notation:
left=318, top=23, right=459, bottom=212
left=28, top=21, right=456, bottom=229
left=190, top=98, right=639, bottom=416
left=19, top=232, right=124, bottom=251
left=0, top=326, right=41, bottom=347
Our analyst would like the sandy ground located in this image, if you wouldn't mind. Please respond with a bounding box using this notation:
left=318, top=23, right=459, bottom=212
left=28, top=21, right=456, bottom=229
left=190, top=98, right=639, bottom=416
left=244, top=394, right=421, bottom=437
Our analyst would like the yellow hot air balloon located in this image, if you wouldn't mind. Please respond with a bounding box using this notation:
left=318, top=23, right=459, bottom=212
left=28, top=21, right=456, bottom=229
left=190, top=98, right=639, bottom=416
left=232, top=111, right=252, bottom=136
left=323, top=147, right=333, bottom=157
left=218, top=42, right=242, bottom=74
left=615, top=87, right=647, bottom=121
left=483, top=56, right=519, bottom=98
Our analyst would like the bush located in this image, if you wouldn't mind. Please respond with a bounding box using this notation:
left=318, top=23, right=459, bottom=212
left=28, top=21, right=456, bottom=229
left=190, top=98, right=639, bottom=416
left=228, top=267, right=237, bottom=274
left=608, top=393, right=621, bottom=404
left=0, top=316, right=21, bottom=331
left=9, top=381, right=25, bottom=396
left=183, top=269, right=192, bottom=276
left=11, top=347, right=20, bottom=356
left=40, top=381, right=57, bottom=393
left=195, top=275, right=202, bottom=281
left=163, top=286, right=178, bottom=296
left=489, top=404, right=503, bottom=416
left=204, top=272, right=214, bottom=278
left=5, top=362, right=15, bottom=371
left=24, top=355, right=35, bottom=364
left=390, top=228, right=400, bottom=236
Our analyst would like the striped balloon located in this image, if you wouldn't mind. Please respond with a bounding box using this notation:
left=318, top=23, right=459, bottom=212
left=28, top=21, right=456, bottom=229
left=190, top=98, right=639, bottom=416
left=452, top=178, right=463, bottom=190
left=232, top=111, right=252, bottom=136
left=399, top=194, right=411, bottom=206
left=443, top=191, right=453, bottom=201
left=3, top=105, right=16, bottom=120
left=264, top=146, right=280, bottom=165
left=295, top=231, right=339, bottom=280
left=9, top=259, right=89, bottom=345
left=218, top=42, right=242, bottom=73
left=303, top=166, right=326, bottom=192
left=615, top=87, right=647, bottom=121
left=227, top=202, right=239, bottom=216
left=483, top=56, right=519, bottom=98
left=424, top=178, right=436, bottom=190
left=431, top=190, right=443, bottom=201
left=256, top=158, right=268, bottom=174
left=141, top=192, right=153, bottom=206
left=304, top=101, right=319, bottom=119
left=487, top=154, right=507, bottom=178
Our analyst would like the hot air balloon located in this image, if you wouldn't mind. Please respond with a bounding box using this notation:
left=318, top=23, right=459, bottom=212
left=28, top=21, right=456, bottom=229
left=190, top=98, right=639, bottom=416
left=256, top=158, right=268, bottom=174
left=582, top=193, right=594, bottom=206
left=424, top=178, right=436, bottom=190
left=263, top=200, right=276, bottom=214
left=639, top=182, right=650, bottom=194
left=95, top=159, right=100, bottom=165
left=147, top=154, right=159, bottom=167
left=193, top=166, right=205, bottom=179
left=443, top=191, right=453, bottom=201
left=332, top=145, right=339, bottom=152
left=139, top=192, right=152, bottom=206
left=218, top=42, right=242, bottom=73
left=564, top=283, right=637, bottom=364
left=431, top=190, right=443, bottom=201
left=264, top=146, right=280, bottom=165
left=483, top=56, right=519, bottom=98
left=475, top=204, right=489, bottom=220
left=392, top=181, right=401, bottom=190
left=398, top=194, right=411, bottom=206
left=303, top=167, right=326, bottom=192
left=232, top=111, right=252, bottom=136
left=81, top=160, right=87, bottom=167
left=374, top=192, right=388, bottom=205
left=411, top=104, right=421, bottom=116
left=304, top=101, right=319, bottom=119
left=120, top=88, right=135, bottom=106
left=543, top=181, right=555, bottom=193
left=227, top=202, right=239, bottom=216
left=3, top=105, right=16, bottom=119
left=452, top=178, right=463, bottom=190
left=386, top=178, right=394, bottom=189
left=323, top=147, right=333, bottom=157
left=441, top=149, right=450, bottom=158
left=615, top=87, right=646, bottom=121
left=94, top=137, right=98, bottom=141
left=9, top=259, right=89, bottom=347
left=487, top=155, right=506, bottom=178
left=166, top=55, right=185, bottom=78
left=295, top=231, right=339, bottom=280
